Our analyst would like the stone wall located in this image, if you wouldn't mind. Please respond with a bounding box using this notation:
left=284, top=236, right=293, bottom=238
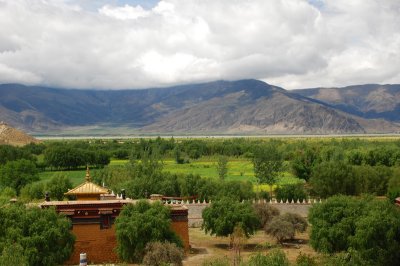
left=173, top=199, right=323, bottom=227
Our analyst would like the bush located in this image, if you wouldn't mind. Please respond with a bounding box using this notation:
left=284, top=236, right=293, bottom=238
left=142, top=241, right=184, bottom=266
left=247, top=249, right=290, bottom=266
left=253, top=203, right=280, bottom=228
left=295, top=253, right=318, bottom=266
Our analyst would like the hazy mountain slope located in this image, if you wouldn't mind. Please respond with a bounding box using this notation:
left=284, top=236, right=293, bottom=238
left=295, top=84, right=400, bottom=122
left=0, top=80, right=398, bottom=134
left=143, top=84, right=365, bottom=134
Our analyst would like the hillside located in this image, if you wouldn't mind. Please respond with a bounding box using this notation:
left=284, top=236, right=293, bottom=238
left=0, top=80, right=398, bottom=135
left=0, top=122, right=41, bottom=146
left=295, top=84, right=400, bottom=122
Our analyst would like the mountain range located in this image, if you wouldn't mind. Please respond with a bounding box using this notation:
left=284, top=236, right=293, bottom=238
left=0, top=80, right=399, bottom=135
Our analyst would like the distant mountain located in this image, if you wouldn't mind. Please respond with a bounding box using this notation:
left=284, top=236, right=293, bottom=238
left=0, top=80, right=398, bottom=135
left=142, top=80, right=367, bottom=134
left=295, top=84, right=400, bottom=122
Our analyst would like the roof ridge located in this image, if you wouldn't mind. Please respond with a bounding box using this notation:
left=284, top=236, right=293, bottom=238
left=65, top=180, right=109, bottom=195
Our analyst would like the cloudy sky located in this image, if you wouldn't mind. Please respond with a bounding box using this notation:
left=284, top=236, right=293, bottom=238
left=0, top=0, right=399, bottom=90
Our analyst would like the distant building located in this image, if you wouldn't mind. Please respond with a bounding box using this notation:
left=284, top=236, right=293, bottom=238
left=40, top=167, right=189, bottom=265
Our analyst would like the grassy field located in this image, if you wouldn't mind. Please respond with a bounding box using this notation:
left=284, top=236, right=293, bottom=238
left=163, top=158, right=301, bottom=187
left=38, top=157, right=301, bottom=189
left=38, top=170, right=87, bottom=186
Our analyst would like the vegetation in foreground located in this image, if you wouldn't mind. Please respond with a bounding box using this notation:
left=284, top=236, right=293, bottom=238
left=1, top=137, right=400, bottom=265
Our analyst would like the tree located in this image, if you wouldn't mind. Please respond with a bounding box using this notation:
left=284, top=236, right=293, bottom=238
left=44, top=146, right=83, bottom=170
left=265, top=213, right=307, bottom=244
left=291, top=147, right=317, bottom=181
left=45, top=174, right=73, bottom=201
left=309, top=161, right=356, bottom=197
left=0, top=204, right=75, bottom=266
left=115, top=200, right=182, bottom=263
left=217, top=156, right=228, bottom=180
left=349, top=200, right=400, bottom=265
left=217, top=180, right=255, bottom=201
left=232, top=224, right=246, bottom=266
left=20, top=182, right=45, bottom=202
left=275, top=184, right=307, bottom=203
left=0, top=159, right=39, bottom=194
left=94, top=150, right=111, bottom=167
left=353, top=165, right=390, bottom=195
left=265, top=218, right=294, bottom=244
left=252, top=143, right=283, bottom=196
left=0, top=145, right=34, bottom=165
left=174, top=146, right=184, bottom=164
left=387, top=168, right=400, bottom=202
left=253, top=202, right=280, bottom=228
left=202, top=198, right=259, bottom=245
left=309, top=195, right=400, bottom=266
left=142, top=241, right=184, bottom=266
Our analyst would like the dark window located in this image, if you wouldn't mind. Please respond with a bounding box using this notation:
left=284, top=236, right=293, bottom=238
left=100, top=215, right=111, bottom=229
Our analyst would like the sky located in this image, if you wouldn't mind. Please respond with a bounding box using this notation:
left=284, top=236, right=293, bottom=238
left=0, top=0, right=399, bottom=90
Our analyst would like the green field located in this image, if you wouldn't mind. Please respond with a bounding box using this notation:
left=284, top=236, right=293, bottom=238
left=38, top=170, right=86, bottom=186
left=38, top=157, right=301, bottom=188
left=162, top=158, right=301, bottom=188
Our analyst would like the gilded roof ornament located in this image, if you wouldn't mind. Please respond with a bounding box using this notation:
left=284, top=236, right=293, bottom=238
left=85, top=165, right=91, bottom=182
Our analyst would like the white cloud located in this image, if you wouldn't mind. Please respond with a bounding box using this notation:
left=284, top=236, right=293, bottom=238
left=0, top=0, right=399, bottom=89
left=99, top=4, right=149, bottom=20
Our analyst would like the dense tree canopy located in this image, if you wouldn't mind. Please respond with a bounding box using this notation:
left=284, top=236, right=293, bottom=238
left=310, top=161, right=356, bottom=197
left=0, top=204, right=75, bottom=266
left=0, top=159, right=39, bottom=193
left=0, top=145, right=35, bottom=165
left=44, top=146, right=110, bottom=170
left=309, top=195, right=400, bottom=266
left=115, top=200, right=182, bottom=263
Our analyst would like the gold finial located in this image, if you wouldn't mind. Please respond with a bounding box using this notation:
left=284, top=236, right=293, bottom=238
left=85, top=165, right=91, bottom=182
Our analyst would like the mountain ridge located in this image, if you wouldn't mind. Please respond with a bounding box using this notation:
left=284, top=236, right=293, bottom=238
left=0, top=80, right=399, bottom=135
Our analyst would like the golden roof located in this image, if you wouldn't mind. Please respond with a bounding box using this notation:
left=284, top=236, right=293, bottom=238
left=65, top=167, right=109, bottom=195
